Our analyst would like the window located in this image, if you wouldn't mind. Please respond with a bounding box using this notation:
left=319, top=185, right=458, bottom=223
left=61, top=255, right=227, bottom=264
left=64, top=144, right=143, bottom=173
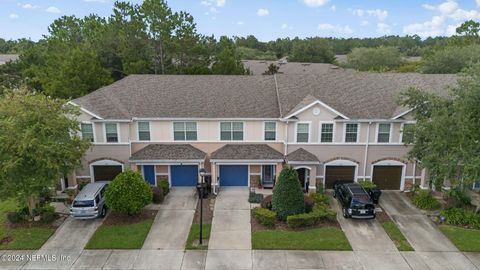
left=402, top=123, right=415, bottom=143
left=138, top=122, right=150, bottom=141
left=81, top=123, right=94, bottom=142
left=220, top=122, right=243, bottom=140
left=264, top=122, right=276, bottom=141
left=173, top=122, right=197, bottom=141
left=320, top=123, right=334, bottom=143
left=296, top=123, right=309, bottom=143
left=105, top=123, right=118, bottom=143
left=377, top=123, right=391, bottom=143
left=345, top=123, right=358, bottom=143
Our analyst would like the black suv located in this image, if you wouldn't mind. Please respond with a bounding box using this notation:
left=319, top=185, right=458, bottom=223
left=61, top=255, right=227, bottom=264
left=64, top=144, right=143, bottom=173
left=333, top=183, right=376, bottom=219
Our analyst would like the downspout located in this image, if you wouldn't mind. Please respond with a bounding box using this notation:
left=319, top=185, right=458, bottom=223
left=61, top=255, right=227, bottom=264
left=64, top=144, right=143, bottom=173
left=412, top=159, right=417, bottom=186
left=284, top=120, right=289, bottom=158
left=363, top=122, right=372, bottom=181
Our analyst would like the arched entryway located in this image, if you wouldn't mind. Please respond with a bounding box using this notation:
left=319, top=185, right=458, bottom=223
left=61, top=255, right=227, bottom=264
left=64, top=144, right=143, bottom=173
left=294, top=166, right=311, bottom=193
left=89, top=159, right=124, bottom=182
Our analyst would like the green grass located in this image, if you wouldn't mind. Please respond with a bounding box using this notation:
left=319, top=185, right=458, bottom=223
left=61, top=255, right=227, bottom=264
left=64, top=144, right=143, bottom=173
left=252, top=227, right=352, bottom=250
left=85, top=218, right=154, bottom=249
left=0, top=199, right=55, bottom=250
left=440, top=225, right=480, bottom=252
left=382, top=221, right=414, bottom=251
left=185, top=224, right=212, bottom=250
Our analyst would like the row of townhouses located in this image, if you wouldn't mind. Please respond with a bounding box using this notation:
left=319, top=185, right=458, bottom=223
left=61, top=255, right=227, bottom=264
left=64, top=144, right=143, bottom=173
left=66, top=69, right=457, bottom=193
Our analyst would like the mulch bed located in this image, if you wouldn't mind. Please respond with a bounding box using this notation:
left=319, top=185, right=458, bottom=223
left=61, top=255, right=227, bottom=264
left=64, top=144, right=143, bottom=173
left=251, top=210, right=341, bottom=233
left=376, top=206, right=391, bottom=224
left=103, top=210, right=157, bottom=226
left=193, top=194, right=215, bottom=224
left=6, top=217, right=63, bottom=229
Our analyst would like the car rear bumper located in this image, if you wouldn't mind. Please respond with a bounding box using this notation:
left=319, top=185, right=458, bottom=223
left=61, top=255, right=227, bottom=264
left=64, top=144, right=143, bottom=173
left=70, top=211, right=99, bottom=219
left=351, top=214, right=376, bottom=219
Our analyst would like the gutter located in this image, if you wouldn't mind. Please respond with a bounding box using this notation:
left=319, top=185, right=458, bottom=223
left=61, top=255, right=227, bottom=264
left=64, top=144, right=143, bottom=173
left=363, top=122, right=372, bottom=181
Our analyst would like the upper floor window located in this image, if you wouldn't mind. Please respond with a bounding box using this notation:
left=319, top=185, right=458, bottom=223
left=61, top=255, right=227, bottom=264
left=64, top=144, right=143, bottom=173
left=264, top=122, right=276, bottom=141
left=105, top=123, right=118, bottom=143
left=138, top=121, right=150, bottom=141
left=296, top=123, right=309, bottom=143
left=402, top=123, right=415, bottom=143
left=320, top=123, right=334, bottom=143
left=81, top=123, right=94, bottom=142
left=344, top=123, right=358, bottom=143
left=173, top=121, right=197, bottom=141
left=220, top=121, right=243, bottom=140
left=377, top=123, right=391, bottom=143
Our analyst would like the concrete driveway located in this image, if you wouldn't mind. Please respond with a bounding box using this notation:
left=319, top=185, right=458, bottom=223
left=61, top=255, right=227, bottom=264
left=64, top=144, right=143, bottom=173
left=142, top=188, right=197, bottom=250
left=208, top=187, right=251, bottom=250
left=331, top=196, right=398, bottom=252
left=380, top=191, right=458, bottom=252
left=40, top=217, right=102, bottom=250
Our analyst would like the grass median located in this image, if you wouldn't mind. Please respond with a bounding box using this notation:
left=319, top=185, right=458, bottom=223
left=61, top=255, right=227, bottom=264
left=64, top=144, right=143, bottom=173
left=381, top=221, right=414, bottom=251
left=440, top=225, right=480, bottom=252
left=185, top=224, right=212, bottom=250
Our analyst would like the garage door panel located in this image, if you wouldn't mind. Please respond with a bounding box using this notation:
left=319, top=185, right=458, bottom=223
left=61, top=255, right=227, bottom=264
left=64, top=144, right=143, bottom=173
left=171, top=165, right=198, bottom=187
left=220, top=165, right=248, bottom=186
left=325, top=166, right=355, bottom=189
left=373, top=166, right=402, bottom=190
left=93, top=165, right=122, bottom=182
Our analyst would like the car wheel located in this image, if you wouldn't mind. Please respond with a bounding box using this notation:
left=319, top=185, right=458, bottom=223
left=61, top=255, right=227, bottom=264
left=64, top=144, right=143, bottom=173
left=100, top=207, right=106, bottom=218
left=342, top=207, right=349, bottom=218
left=332, top=191, right=336, bottom=198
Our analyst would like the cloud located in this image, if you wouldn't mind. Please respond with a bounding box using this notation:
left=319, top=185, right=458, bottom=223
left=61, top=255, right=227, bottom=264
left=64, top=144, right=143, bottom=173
left=46, top=6, right=61, bottom=13
left=303, top=0, right=329, bottom=8
left=281, top=23, right=288, bottom=29
left=20, top=3, right=39, bottom=9
left=318, top=23, right=353, bottom=34
left=477, top=0, right=480, bottom=7
left=237, top=21, right=244, bottom=25
left=330, top=5, right=336, bottom=12
left=403, top=16, right=445, bottom=37
left=201, top=0, right=225, bottom=7
left=257, top=8, right=269, bottom=17
left=377, top=23, right=392, bottom=34
left=9, top=13, right=19, bottom=19
left=422, top=0, right=458, bottom=14
left=361, top=20, right=369, bottom=26
left=351, top=9, right=388, bottom=21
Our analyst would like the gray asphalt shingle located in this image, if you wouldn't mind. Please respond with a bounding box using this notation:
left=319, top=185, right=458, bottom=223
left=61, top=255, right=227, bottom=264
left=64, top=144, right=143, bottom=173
left=286, top=148, right=319, bottom=162
left=130, top=144, right=207, bottom=161
left=210, top=144, right=284, bottom=161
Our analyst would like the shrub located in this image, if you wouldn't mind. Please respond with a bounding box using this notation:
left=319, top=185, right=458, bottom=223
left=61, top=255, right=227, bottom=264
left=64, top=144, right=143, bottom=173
left=7, top=212, right=21, bottom=223
left=421, top=44, right=480, bottom=74
left=158, top=180, right=170, bottom=196
left=261, top=195, right=273, bottom=210
left=441, top=208, right=480, bottom=230
left=304, top=195, right=315, bottom=213
left=272, top=166, right=305, bottom=220
left=412, top=190, right=441, bottom=210
left=445, top=187, right=471, bottom=208
left=309, top=192, right=330, bottom=206
left=249, top=192, right=264, bottom=203
left=358, top=180, right=377, bottom=189
left=105, top=171, right=153, bottom=215
left=346, top=46, right=403, bottom=71
left=253, top=207, right=276, bottom=227
left=287, top=204, right=336, bottom=228
left=40, top=206, right=59, bottom=223
left=152, top=186, right=164, bottom=204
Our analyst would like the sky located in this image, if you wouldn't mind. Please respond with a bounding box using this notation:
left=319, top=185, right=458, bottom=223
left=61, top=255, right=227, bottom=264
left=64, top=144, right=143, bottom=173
left=1, top=0, right=480, bottom=41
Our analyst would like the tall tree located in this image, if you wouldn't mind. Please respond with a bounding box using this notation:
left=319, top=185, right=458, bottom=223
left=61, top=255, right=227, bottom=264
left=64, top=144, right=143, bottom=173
left=211, top=37, right=249, bottom=75
left=290, top=38, right=335, bottom=63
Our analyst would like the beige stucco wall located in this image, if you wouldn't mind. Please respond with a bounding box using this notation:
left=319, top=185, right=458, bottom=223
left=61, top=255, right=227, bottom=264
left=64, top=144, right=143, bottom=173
left=76, top=145, right=131, bottom=176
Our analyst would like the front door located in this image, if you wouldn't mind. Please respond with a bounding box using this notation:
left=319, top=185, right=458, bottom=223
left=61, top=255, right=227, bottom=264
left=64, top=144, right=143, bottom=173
left=262, top=165, right=275, bottom=188
left=143, top=165, right=156, bottom=185
left=297, top=168, right=309, bottom=193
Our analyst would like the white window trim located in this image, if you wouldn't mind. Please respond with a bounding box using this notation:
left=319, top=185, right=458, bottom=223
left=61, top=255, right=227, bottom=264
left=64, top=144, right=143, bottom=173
left=400, top=121, right=416, bottom=144
left=319, top=121, right=335, bottom=143
left=103, top=122, right=120, bottom=143
left=81, top=121, right=95, bottom=143
left=294, top=121, right=311, bottom=143
left=172, top=121, right=199, bottom=141
left=263, top=121, right=277, bottom=141
left=343, top=122, right=360, bottom=143
left=137, top=121, right=151, bottom=141
left=219, top=121, right=245, bottom=141
left=375, top=122, right=393, bottom=143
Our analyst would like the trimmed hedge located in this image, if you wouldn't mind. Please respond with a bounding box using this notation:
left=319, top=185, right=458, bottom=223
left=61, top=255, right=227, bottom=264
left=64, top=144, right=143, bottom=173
left=309, top=192, right=330, bottom=206
left=287, top=204, right=336, bottom=228
left=358, top=180, right=377, bottom=189
left=152, top=186, right=164, bottom=204
left=304, top=195, right=315, bottom=213
left=249, top=192, right=264, bottom=203
left=158, top=180, right=170, bottom=196
left=272, top=165, right=305, bottom=220
left=441, top=208, right=480, bottom=230
left=105, top=171, right=153, bottom=215
left=253, top=207, right=276, bottom=227
left=412, top=190, right=441, bottom=210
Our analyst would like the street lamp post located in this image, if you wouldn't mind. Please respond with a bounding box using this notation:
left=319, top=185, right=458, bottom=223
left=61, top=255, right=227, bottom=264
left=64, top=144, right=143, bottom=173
left=198, top=168, right=207, bottom=245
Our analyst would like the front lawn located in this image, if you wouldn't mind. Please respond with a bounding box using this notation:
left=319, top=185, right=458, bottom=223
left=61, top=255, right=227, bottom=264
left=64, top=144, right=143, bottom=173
left=0, top=199, right=56, bottom=250
left=185, top=224, right=212, bottom=250
left=252, top=227, right=352, bottom=250
left=440, top=225, right=480, bottom=252
left=382, top=221, right=414, bottom=251
left=85, top=214, right=155, bottom=249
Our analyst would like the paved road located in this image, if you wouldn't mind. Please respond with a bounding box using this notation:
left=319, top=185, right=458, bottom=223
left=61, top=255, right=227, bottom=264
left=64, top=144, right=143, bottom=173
left=208, top=187, right=251, bottom=250
left=142, top=188, right=197, bottom=250
left=380, top=191, right=458, bottom=252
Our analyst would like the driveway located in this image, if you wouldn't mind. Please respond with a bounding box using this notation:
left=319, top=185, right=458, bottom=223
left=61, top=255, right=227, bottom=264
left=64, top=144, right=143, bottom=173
left=380, top=191, right=458, bottom=252
left=208, top=187, right=251, bottom=250
left=331, top=196, right=398, bottom=252
left=142, top=188, right=197, bottom=250
left=40, top=217, right=102, bottom=250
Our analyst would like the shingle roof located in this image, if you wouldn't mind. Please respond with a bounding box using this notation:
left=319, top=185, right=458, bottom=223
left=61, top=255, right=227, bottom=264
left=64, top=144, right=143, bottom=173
left=210, top=144, right=284, bottom=161
left=286, top=148, right=319, bottom=163
left=0, top=54, right=19, bottom=65
left=130, top=144, right=207, bottom=161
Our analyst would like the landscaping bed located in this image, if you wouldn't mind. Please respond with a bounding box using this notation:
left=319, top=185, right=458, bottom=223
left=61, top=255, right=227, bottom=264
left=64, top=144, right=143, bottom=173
left=186, top=193, right=215, bottom=250
left=376, top=208, right=414, bottom=251
left=85, top=210, right=156, bottom=249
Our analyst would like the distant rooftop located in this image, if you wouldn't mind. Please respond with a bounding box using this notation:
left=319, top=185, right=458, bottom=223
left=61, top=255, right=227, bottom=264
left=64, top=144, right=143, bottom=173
left=0, top=54, right=19, bottom=65
left=242, top=60, right=339, bottom=75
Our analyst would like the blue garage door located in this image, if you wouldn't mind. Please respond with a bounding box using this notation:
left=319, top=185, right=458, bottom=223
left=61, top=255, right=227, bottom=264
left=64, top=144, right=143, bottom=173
left=220, top=165, right=248, bottom=186
left=143, top=165, right=156, bottom=185
left=171, top=165, right=198, bottom=187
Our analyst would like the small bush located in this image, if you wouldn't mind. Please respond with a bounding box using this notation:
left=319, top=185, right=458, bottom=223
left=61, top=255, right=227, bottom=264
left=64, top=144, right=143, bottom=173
left=358, top=180, right=377, bottom=189
left=272, top=166, right=305, bottom=220
left=249, top=192, right=264, bottom=203
left=304, top=195, right=315, bottom=213
left=441, top=208, right=480, bottom=230
left=34, top=205, right=59, bottom=223
left=261, top=195, right=273, bottom=210
left=287, top=204, right=336, bottom=228
left=7, top=212, right=21, bottom=223
left=106, top=171, right=153, bottom=215
left=158, top=180, right=170, bottom=196
left=445, top=187, right=471, bottom=208
left=309, top=192, right=330, bottom=206
left=253, top=207, right=276, bottom=227
left=152, top=186, right=164, bottom=204
left=412, top=190, right=441, bottom=210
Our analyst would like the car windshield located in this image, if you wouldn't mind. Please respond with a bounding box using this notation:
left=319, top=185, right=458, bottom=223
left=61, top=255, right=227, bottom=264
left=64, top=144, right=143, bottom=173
left=73, top=200, right=94, bottom=208
left=351, top=195, right=374, bottom=208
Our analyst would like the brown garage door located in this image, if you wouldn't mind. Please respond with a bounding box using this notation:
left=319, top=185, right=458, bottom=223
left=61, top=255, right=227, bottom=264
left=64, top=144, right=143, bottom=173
left=325, top=166, right=355, bottom=189
left=93, top=165, right=122, bottom=181
left=372, top=166, right=402, bottom=190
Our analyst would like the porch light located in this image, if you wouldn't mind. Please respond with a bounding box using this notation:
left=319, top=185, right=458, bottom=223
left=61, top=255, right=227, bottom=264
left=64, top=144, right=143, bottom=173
left=199, top=168, right=207, bottom=178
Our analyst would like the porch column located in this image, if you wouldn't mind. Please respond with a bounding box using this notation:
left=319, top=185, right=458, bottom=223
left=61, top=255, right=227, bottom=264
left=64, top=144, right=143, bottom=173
left=67, top=171, right=77, bottom=187
left=420, top=168, right=429, bottom=189
left=131, top=163, right=139, bottom=172
left=211, top=163, right=218, bottom=193
left=308, top=166, right=317, bottom=193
